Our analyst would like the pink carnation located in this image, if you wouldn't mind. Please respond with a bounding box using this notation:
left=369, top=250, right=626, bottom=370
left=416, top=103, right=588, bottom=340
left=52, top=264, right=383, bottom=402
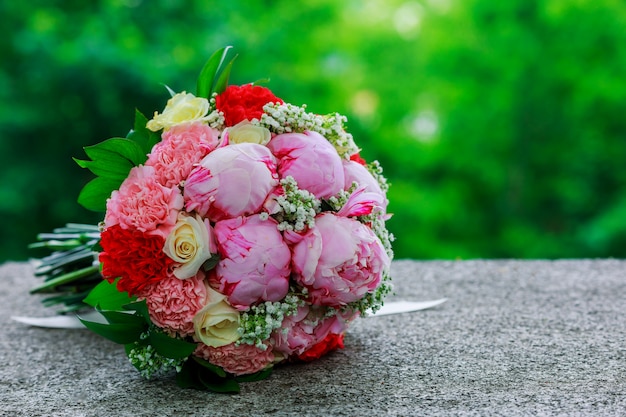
left=212, top=215, right=291, bottom=309
left=146, top=122, right=220, bottom=188
left=292, top=213, right=390, bottom=306
left=104, top=165, right=184, bottom=237
left=194, top=342, right=275, bottom=376
left=141, top=272, right=209, bottom=337
left=267, top=131, right=345, bottom=199
left=184, top=143, right=278, bottom=222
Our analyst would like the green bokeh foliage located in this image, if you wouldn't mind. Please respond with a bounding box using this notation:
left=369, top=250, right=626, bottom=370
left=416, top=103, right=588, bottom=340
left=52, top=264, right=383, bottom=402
left=2, top=0, right=626, bottom=261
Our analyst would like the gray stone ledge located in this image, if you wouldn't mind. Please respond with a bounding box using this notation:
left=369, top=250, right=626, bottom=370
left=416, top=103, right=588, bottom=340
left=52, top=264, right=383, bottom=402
left=1, top=260, right=624, bottom=416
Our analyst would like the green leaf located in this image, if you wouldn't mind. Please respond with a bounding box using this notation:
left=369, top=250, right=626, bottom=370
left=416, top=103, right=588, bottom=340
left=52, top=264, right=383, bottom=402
left=83, top=138, right=147, bottom=167
left=77, top=176, right=122, bottom=211
left=148, top=331, right=197, bottom=359
left=213, top=55, right=237, bottom=95
left=235, top=367, right=273, bottom=383
left=201, top=255, right=220, bottom=272
left=251, top=78, right=270, bottom=86
left=127, top=109, right=161, bottom=154
left=83, top=279, right=136, bottom=310
left=73, top=157, right=132, bottom=181
left=198, top=370, right=240, bottom=393
left=99, top=310, right=145, bottom=326
left=79, top=318, right=146, bottom=344
left=191, top=356, right=227, bottom=377
left=196, top=46, right=232, bottom=98
left=176, top=361, right=203, bottom=389
left=123, top=299, right=150, bottom=322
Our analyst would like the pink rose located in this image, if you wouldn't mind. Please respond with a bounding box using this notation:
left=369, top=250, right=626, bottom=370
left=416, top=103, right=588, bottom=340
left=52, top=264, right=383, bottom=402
left=184, top=143, right=278, bottom=221
left=194, top=342, right=275, bottom=376
left=212, top=215, right=291, bottom=309
left=141, top=271, right=209, bottom=337
left=292, top=213, right=390, bottom=306
left=104, top=165, right=184, bottom=238
left=267, top=131, right=345, bottom=199
left=271, top=305, right=354, bottom=357
left=343, top=160, right=388, bottom=211
left=146, top=122, right=220, bottom=188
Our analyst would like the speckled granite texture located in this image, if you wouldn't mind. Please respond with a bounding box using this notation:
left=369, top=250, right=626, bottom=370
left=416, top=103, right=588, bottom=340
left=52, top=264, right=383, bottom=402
left=1, top=260, right=624, bottom=416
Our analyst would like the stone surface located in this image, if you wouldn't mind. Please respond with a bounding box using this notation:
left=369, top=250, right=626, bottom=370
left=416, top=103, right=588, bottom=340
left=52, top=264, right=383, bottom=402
left=0, top=260, right=624, bottom=416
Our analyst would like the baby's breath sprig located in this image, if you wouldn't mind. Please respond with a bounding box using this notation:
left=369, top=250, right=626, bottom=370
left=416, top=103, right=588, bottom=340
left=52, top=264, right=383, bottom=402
left=271, top=176, right=321, bottom=232
left=318, top=112, right=360, bottom=159
left=237, top=293, right=304, bottom=349
left=366, top=160, right=389, bottom=194
left=127, top=341, right=186, bottom=379
left=258, top=103, right=359, bottom=159
left=324, top=182, right=357, bottom=212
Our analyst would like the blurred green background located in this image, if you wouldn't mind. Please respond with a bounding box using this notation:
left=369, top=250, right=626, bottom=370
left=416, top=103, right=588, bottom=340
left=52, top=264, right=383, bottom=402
left=2, top=0, right=626, bottom=262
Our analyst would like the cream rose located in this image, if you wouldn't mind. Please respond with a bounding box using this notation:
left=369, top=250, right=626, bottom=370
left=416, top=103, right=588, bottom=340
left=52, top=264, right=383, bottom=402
left=193, top=287, right=240, bottom=347
left=147, top=92, right=210, bottom=131
left=226, top=121, right=271, bottom=145
left=163, top=212, right=214, bottom=279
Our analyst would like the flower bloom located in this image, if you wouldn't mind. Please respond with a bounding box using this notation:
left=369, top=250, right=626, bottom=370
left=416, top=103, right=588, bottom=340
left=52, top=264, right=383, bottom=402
left=193, top=287, right=240, bottom=347
left=194, top=342, right=275, bottom=376
left=146, top=122, right=219, bottom=188
left=212, top=215, right=291, bottom=309
left=142, top=272, right=209, bottom=337
left=163, top=212, right=216, bottom=279
left=99, top=225, right=174, bottom=296
left=146, top=92, right=210, bottom=131
left=291, top=213, right=390, bottom=306
left=271, top=305, right=351, bottom=357
left=184, top=143, right=278, bottom=222
left=225, top=121, right=271, bottom=145
left=297, top=333, right=345, bottom=362
left=215, top=84, right=283, bottom=126
left=105, top=165, right=184, bottom=238
left=343, top=160, right=387, bottom=211
left=267, top=131, right=345, bottom=199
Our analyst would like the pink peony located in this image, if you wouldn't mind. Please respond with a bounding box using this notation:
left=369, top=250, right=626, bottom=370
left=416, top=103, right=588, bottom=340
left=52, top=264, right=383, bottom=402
left=104, top=165, right=184, bottom=237
left=212, top=215, right=291, bottom=309
left=336, top=186, right=386, bottom=218
left=343, top=160, right=388, bottom=211
left=271, top=305, right=353, bottom=357
left=183, top=143, right=278, bottom=221
left=146, top=122, right=220, bottom=188
left=194, top=342, right=275, bottom=376
left=267, top=131, right=345, bottom=199
left=141, top=271, right=209, bottom=337
left=292, top=213, right=390, bottom=306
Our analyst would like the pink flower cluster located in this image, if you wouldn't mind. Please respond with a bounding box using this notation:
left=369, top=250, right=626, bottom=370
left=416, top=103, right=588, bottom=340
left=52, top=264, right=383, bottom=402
left=98, top=84, right=392, bottom=377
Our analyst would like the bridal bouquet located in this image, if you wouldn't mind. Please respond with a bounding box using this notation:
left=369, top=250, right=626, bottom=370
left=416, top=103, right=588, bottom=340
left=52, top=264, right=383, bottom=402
left=35, top=47, right=394, bottom=392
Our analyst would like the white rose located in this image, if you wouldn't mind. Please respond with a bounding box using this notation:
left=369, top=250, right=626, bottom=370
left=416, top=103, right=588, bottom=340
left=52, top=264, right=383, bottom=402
left=163, top=212, right=214, bottom=279
left=227, top=121, right=271, bottom=145
left=146, top=92, right=210, bottom=131
left=193, top=287, right=240, bottom=347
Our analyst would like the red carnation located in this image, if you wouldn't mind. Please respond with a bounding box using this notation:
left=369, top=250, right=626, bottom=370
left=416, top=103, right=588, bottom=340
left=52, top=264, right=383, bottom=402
left=296, top=333, right=345, bottom=362
left=99, top=225, right=173, bottom=296
left=215, top=84, right=283, bottom=126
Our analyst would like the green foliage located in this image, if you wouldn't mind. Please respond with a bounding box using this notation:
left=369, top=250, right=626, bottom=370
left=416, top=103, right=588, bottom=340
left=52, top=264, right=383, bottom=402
left=4, top=0, right=626, bottom=260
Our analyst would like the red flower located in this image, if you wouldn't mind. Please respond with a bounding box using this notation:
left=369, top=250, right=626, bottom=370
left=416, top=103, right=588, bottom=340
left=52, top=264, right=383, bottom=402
left=215, top=84, right=283, bottom=126
left=296, top=333, right=345, bottom=362
left=349, top=153, right=367, bottom=166
left=99, top=225, right=173, bottom=296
